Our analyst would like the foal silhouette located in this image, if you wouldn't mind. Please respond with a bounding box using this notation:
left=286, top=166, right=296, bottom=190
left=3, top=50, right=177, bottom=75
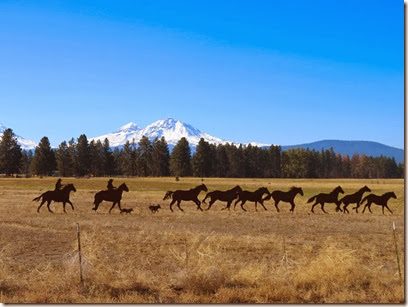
left=92, top=183, right=129, bottom=213
left=307, top=186, right=344, bottom=214
left=163, top=184, right=208, bottom=212
left=33, top=183, right=77, bottom=213
left=234, top=187, right=270, bottom=212
left=263, top=186, right=303, bottom=213
left=360, top=192, right=397, bottom=214
left=202, top=185, right=242, bottom=211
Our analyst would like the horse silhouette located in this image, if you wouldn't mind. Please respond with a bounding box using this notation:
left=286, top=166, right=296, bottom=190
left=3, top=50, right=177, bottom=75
left=92, top=183, right=129, bottom=213
left=360, top=192, right=397, bottom=214
left=33, top=183, right=77, bottom=213
left=307, top=186, right=344, bottom=214
left=340, top=185, right=371, bottom=213
left=234, top=187, right=270, bottom=212
left=202, top=185, right=242, bottom=211
left=263, top=186, right=303, bottom=213
left=163, top=184, right=208, bottom=212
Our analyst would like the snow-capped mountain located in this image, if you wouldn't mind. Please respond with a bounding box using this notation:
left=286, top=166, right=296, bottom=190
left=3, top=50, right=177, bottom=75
left=90, top=117, right=237, bottom=148
left=0, top=123, right=37, bottom=150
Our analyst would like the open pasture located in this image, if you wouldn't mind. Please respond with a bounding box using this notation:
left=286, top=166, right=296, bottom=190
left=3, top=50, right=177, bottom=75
left=0, top=177, right=404, bottom=303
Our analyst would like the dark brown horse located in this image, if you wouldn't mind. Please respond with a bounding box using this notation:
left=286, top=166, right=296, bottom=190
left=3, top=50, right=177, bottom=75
left=360, top=192, right=397, bottom=214
left=92, top=183, right=129, bottom=213
left=340, top=185, right=371, bottom=213
left=234, top=187, right=270, bottom=212
left=202, top=185, right=242, bottom=211
left=307, top=186, right=344, bottom=214
left=33, top=183, right=77, bottom=213
left=164, top=184, right=208, bottom=212
left=263, top=186, right=303, bottom=213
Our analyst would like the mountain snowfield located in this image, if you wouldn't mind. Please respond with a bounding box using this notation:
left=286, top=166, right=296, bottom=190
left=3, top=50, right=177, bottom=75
left=90, top=118, right=269, bottom=148
left=0, top=123, right=37, bottom=150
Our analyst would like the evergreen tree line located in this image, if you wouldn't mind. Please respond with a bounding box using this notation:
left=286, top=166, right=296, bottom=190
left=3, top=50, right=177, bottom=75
left=0, top=128, right=404, bottom=178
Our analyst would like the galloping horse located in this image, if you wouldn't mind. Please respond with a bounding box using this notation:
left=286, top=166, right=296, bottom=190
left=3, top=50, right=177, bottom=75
left=33, top=184, right=77, bottom=213
left=202, top=185, right=242, bottom=211
left=360, top=192, right=397, bottom=214
left=340, top=185, right=371, bottom=213
left=234, top=187, right=270, bottom=212
left=163, top=184, right=208, bottom=212
left=263, top=186, right=303, bottom=213
left=92, top=183, right=129, bottom=213
left=308, top=186, right=344, bottom=214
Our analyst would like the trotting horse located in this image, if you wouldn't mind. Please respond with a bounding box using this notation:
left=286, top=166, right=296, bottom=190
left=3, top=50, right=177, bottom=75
left=308, top=186, right=344, bottom=214
left=340, top=185, right=371, bottom=213
left=234, top=187, right=270, bottom=212
left=163, top=184, right=208, bottom=212
left=33, top=184, right=77, bottom=213
left=263, top=186, right=303, bottom=213
left=202, top=185, right=242, bottom=211
left=360, top=192, right=397, bottom=214
left=92, top=183, right=129, bottom=213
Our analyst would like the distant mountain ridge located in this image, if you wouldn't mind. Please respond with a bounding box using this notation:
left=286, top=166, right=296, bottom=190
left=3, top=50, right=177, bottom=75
left=281, top=140, right=404, bottom=163
left=0, top=119, right=403, bottom=163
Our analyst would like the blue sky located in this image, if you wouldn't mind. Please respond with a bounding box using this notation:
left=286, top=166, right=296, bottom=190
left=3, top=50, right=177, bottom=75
left=0, top=0, right=404, bottom=148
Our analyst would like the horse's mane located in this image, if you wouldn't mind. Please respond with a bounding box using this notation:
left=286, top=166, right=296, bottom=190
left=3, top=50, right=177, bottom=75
left=62, top=183, right=74, bottom=190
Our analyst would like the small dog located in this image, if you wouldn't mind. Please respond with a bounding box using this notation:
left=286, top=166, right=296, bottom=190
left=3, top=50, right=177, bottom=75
left=120, top=208, right=133, bottom=214
left=149, top=204, right=161, bottom=213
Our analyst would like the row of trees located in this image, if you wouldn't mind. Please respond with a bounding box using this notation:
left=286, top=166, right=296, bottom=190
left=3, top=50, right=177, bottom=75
left=0, top=128, right=404, bottom=178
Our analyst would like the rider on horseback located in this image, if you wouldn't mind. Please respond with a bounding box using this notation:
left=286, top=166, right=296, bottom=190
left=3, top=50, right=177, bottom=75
left=107, top=179, right=116, bottom=191
left=55, top=178, right=64, bottom=191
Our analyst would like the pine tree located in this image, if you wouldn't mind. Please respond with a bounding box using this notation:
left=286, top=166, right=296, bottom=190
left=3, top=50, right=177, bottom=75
left=192, top=138, right=213, bottom=177
left=75, top=134, right=90, bottom=176
left=120, top=140, right=137, bottom=176
left=137, top=136, right=153, bottom=176
left=20, top=149, right=33, bottom=176
left=56, top=141, right=74, bottom=177
left=0, top=128, right=22, bottom=176
left=103, top=138, right=115, bottom=176
left=151, top=137, right=170, bottom=176
left=31, top=136, right=56, bottom=176
left=170, top=137, right=192, bottom=177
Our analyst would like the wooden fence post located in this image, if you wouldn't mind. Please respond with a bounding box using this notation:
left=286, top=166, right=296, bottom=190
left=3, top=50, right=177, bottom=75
left=76, top=223, right=84, bottom=285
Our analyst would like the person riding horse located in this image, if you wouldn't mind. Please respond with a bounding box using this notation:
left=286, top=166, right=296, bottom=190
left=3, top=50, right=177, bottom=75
left=55, top=178, right=64, bottom=191
left=107, top=179, right=116, bottom=191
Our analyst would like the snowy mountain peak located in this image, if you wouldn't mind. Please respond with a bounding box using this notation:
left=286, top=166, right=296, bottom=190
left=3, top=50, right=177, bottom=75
left=0, top=123, right=37, bottom=150
left=116, top=122, right=141, bottom=133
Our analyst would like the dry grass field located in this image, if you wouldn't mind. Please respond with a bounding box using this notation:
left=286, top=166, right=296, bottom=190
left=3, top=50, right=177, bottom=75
left=0, top=177, right=404, bottom=303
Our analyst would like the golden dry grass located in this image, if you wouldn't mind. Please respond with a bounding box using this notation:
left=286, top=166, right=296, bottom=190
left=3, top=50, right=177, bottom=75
left=0, top=177, right=404, bottom=303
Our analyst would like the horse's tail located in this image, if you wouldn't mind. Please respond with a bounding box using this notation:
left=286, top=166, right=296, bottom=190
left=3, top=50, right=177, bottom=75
left=163, top=191, right=174, bottom=200
left=360, top=195, right=369, bottom=205
left=307, top=195, right=317, bottom=203
left=32, top=194, right=45, bottom=202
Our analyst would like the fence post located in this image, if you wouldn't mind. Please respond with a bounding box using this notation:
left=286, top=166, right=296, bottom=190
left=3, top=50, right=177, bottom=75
left=392, top=221, right=402, bottom=282
left=76, top=223, right=84, bottom=285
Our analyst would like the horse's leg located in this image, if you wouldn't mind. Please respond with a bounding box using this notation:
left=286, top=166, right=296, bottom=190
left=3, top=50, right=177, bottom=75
left=311, top=202, right=318, bottom=213
left=222, top=201, right=231, bottom=211
left=194, top=199, right=203, bottom=211
left=37, top=200, right=46, bottom=213
left=109, top=202, right=117, bottom=214
left=335, top=202, right=343, bottom=213
left=289, top=200, right=295, bottom=212
left=384, top=204, right=393, bottom=214
left=117, top=200, right=122, bottom=212
left=67, top=200, right=74, bottom=211
left=368, top=203, right=373, bottom=213
left=63, top=202, right=67, bottom=213
left=320, top=202, right=328, bottom=214
left=47, top=200, right=54, bottom=213
left=240, top=200, right=247, bottom=212
left=206, top=199, right=216, bottom=211
left=169, top=199, right=176, bottom=212
left=176, top=200, right=184, bottom=212
left=259, top=200, right=267, bottom=211
left=343, top=203, right=349, bottom=214
left=274, top=200, right=280, bottom=213
left=233, top=199, right=240, bottom=210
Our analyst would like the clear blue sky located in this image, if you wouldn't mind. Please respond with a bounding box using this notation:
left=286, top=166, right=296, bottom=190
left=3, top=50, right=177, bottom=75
left=0, top=0, right=404, bottom=148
